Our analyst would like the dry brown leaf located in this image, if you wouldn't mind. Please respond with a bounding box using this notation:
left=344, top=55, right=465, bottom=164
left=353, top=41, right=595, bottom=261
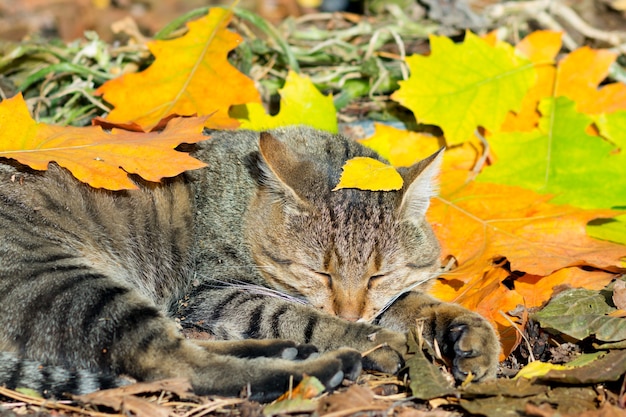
left=75, top=378, right=194, bottom=417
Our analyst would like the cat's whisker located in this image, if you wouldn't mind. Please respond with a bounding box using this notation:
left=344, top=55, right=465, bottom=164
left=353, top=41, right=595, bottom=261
left=370, top=271, right=443, bottom=323
left=194, top=275, right=309, bottom=305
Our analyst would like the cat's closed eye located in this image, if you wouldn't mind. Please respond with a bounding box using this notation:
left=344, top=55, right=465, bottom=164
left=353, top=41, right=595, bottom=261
left=367, top=274, right=385, bottom=288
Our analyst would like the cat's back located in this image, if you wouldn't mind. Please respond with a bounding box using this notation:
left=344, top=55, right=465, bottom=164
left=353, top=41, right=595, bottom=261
left=0, top=158, right=194, bottom=305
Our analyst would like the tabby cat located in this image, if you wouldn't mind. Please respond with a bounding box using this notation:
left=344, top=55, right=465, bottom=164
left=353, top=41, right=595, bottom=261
left=0, top=127, right=499, bottom=401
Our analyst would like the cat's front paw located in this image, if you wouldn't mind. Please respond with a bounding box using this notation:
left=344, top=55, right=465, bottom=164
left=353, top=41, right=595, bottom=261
left=361, top=329, right=407, bottom=374
left=442, top=314, right=499, bottom=382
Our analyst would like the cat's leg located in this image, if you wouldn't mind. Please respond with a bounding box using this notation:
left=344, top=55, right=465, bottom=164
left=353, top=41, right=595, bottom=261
left=121, top=321, right=362, bottom=401
left=0, top=269, right=361, bottom=400
left=376, top=291, right=500, bottom=381
left=194, top=339, right=320, bottom=360
left=184, top=288, right=407, bottom=374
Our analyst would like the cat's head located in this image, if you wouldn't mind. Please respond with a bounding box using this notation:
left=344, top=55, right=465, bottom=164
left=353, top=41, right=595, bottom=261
left=245, top=129, right=442, bottom=323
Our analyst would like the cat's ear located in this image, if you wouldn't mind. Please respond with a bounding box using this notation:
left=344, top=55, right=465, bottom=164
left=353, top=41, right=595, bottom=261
left=258, top=131, right=316, bottom=211
left=397, top=147, right=444, bottom=219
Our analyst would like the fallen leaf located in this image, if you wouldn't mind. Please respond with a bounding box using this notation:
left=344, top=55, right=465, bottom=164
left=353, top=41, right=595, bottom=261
left=515, top=267, right=616, bottom=309
left=566, top=403, right=626, bottom=417
left=500, top=30, right=561, bottom=132
left=613, top=280, right=626, bottom=310
left=514, top=352, right=603, bottom=379
left=587, top=215, right=626, bottom=245
left=478, top=96, right=626, bottom=209
left=0, top=94, right=208, bottom=190
left=333, top=157, right=403, bottom=191
left=555, top=47, right=626, bottom=115
left=317, top=385, right=380, bottom=416
left=460, top=387, right=598, bottom=417
left=428, top=176, right=624, bottom=278
left=428, top=176, right=624, bottom=355
left=234, top=70, right=337, bottom=133
left=97, top=8, right=260, bottom=131
left=537, top=350, right=626, bottom=384
left=263, top=376, right=324, bottom=417
left=532, top=288, right=626, bottom=342
left=76, top=378, right=195, bottom=417
left=357, top=123, right=441, bottom=167
left=461, top=378, right=546, bottom=398
left=392, top=31, right=535, bottom=145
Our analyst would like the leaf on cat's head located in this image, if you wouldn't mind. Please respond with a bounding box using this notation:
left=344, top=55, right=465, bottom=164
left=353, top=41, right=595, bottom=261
left=333, top=157, right=403, bottom=191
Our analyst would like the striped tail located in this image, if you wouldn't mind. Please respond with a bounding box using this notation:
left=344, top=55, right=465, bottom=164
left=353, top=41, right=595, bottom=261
left=0, top=352, right=124, bottom=397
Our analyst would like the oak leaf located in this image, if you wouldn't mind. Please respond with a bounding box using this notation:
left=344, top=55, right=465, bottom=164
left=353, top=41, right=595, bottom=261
left=97, top=7, right=260, bottom=131
left=0, top=94, right=207, bottom=190
left=234, top=70, right=337, bottom=133
left=391, top=31, right=536, bottom=145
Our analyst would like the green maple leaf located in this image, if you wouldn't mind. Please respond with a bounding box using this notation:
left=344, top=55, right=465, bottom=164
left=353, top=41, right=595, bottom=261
left=232, top=70, right=338, bottom=133
left=391, top=31, right=536, bottom=145
left=478, top=96, right=626, bottom=210
left=587, top=214, right=626, bottom=245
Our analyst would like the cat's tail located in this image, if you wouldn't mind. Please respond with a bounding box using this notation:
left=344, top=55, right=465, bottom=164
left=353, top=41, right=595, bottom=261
left=0, top=352, right=126, bottom=397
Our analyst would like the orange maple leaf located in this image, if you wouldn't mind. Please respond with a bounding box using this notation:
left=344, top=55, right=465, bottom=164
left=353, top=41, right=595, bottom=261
left=555, top=46, right=626, bottom=115
left=502, top=31, right=626, bottom=132
left=501, top=30, right=561, bottom=132
left=427, top=175, right=624, bottom=356
left=97, top=7, right=260, bottom=131
left=428, top=177, right=623, bottom=278
left=0, top=94, right=207, bottom=190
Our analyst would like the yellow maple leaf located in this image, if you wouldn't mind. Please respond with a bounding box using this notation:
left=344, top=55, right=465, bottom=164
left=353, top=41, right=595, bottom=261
left=391, top=31, right=535, bottom=145
left=235, top=70, right=338, bottom=133
left=357, top=123, right=440, bottom=167
left=97, top=7, right=260, bottom=131
left=333, top=157, right=403, bottom=191
left=0, top=94, right=207, bottom=190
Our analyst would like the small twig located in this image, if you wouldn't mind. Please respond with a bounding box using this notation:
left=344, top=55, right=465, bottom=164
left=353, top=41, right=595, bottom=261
left=361, top=342, right=390, bottom=357
left=0, top=387, right=120, bottom=417
left=499, top=310, right=535, bottom=362
left=181, top=398, right=244, bottom=417
left=534, top=11, right=578, bottom=50
left=487, top=0, right=626, bottom=51
left=471, top=129, right=490, bottom=177
left=549, top=1, right=626, bottom=46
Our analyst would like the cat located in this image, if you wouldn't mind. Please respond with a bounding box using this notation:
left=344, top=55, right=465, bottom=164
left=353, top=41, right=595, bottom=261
left=0, top=126, right=499, bottom=401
